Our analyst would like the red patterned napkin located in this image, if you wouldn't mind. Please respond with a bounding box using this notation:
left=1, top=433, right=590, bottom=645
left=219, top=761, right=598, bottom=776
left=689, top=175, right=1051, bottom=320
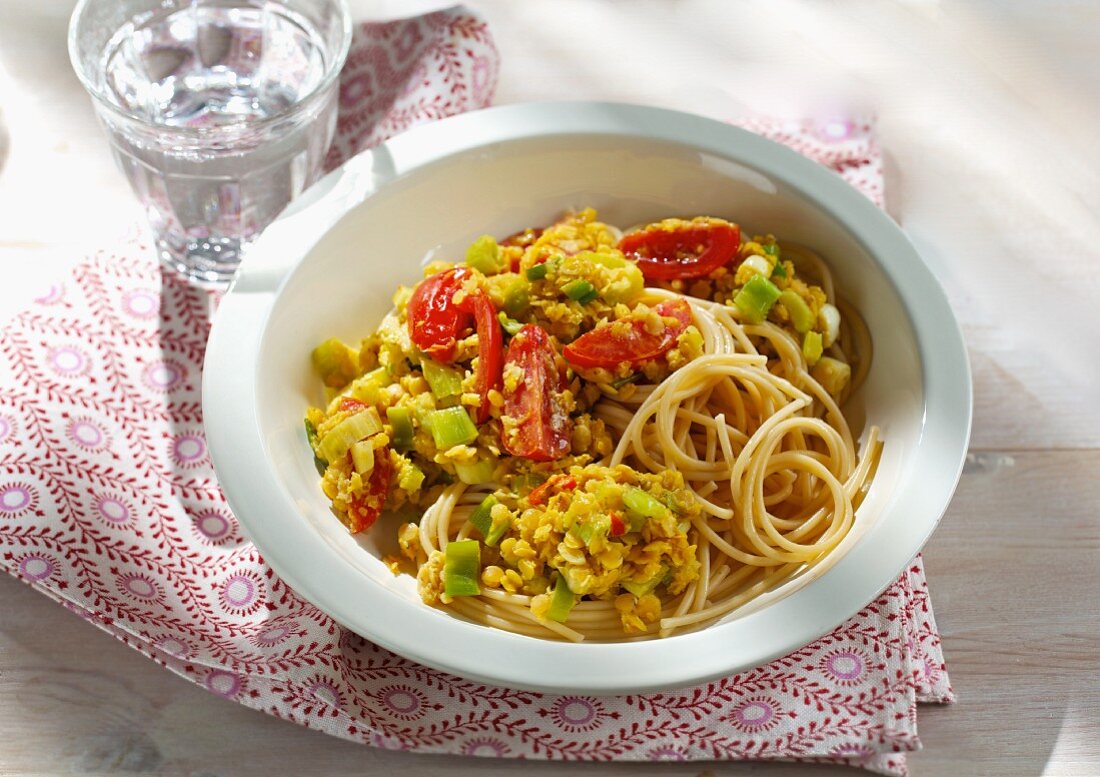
left=0, top=11, right=951, bottom=774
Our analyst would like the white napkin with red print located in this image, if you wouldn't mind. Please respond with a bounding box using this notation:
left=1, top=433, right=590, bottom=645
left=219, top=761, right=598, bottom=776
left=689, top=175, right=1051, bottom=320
left=0, top=7, right=951, bottom=775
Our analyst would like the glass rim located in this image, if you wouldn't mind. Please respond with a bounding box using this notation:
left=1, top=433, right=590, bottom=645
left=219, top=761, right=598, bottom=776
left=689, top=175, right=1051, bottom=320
left=67, top=0, right=353, bottom=135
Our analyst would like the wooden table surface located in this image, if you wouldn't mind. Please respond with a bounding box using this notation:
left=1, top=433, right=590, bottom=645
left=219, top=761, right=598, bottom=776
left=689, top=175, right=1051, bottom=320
left=1, top=1, right=1098, bottom=775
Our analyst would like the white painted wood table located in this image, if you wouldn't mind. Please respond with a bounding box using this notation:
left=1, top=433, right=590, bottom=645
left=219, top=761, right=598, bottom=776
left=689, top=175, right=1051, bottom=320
left=1, top=1, right=1097, bottom=774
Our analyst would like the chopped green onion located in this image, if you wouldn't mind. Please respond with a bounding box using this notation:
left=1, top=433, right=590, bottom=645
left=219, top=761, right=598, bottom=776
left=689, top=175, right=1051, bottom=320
left=770, top=260, right=788, bottom=279
left=426, top=406, right=479, bottom=449
left=611, top=373, right=638, bottom=389
left=396, top=457, right=425, bottom=492
left=443, top=540, right=481, bottom=598
left=350, top=439, right=375, bottom=474
left=802, top=330, right=824, bottom=366
left=386, top=406, right=414, bottom=451
left=762, top=242, right=780, bottom=257
left=733, top=275, right=782, bottom=324
left=469, top=495, right=496, bottom=538
left=310, top=337, right=359, bottom=388
left=455, top=459, right=495, bottom=485
left=563, top=278, right=598, bottom=304
left=497, top=311, right=525, bottom=336
left=317, top=408, right=382, bottom=463
left=623, top=487, right=671, bottom=520
left=525, top=256, right=560, bottom=281
left=778, top=290, right=814, bottom=334
left=465, top=234, right=503, bottom=274
left=546, top=575, right=576, bottom=622
left=421, top=358, right=464, bottom=401
left=304, top=418, right=327, bottom=475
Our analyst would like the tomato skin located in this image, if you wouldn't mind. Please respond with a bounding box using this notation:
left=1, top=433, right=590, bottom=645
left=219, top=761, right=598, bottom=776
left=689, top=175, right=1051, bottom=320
left=344, top=448, right=391, bottom=534
left=527, top=475, right=576, bottom=506
left=457, top=293, right=502, bottom=424
left=609, top=512, right=626, bottom=537
left=406, top=268, right=473, bottom=363
left=562, top=298, right=694, bottom=370
left=501, top=324, right=571, bottom=462
left=620, top=221, right=740, bottom=280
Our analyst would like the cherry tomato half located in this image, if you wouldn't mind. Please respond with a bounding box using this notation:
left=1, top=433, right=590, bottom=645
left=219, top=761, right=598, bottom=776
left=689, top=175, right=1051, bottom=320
left=562, top=298, right=694, bottom=370
left=406, top=267, right=473, bottom=363
left=501, top=324, right=571, bottom=462
left=343, top=448, right=391, bottom=534
left=619, top=219, right=740, bottom=280
left=456, top=292, right=502, bottom=424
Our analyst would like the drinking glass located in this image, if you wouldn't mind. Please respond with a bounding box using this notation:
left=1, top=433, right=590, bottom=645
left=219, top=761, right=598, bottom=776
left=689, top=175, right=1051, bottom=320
left=69, top=0, right=352, bottom=286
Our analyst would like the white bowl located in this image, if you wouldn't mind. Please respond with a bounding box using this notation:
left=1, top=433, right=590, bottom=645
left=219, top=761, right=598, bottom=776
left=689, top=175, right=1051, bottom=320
left=203, top=102, right=971, bottom=694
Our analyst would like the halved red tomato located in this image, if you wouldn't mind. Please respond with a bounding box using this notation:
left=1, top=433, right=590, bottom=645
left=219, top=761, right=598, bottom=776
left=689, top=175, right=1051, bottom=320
left=619, top=219, right=740, bottom=280
left=343, top=448, right=391, bottom=534
left=501, top=324, right=571, bottom=462
left=406, top=267, right=473, bottom=363
left=456, top=292, right=503, bottom=424
left=562, top=298, right=694, bottom=370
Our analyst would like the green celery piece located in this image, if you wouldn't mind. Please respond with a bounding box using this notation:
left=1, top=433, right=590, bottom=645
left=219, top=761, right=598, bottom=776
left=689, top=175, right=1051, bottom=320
left=348, top=367, right=391, bottom=404
left=623, top=487, right=671, bottom=520
left=563, top=278, right=598, bottom=304
left=497, top=311, right=525, bottom=336
left=426, top=407, right=479, bottom=449
left=802, top=330, right=824, bottom=366
left=770, top=260, right=788, bottom=279
left=317, top=408, right=382, bottom=463
left=590, top=252, right=645, bottom=304
left=422, top=358, right=464, bottom=401
left=311, top=337, right=359, bottom=388
left=455, top=459, right=495, bottom=485
left=778, top=290, right=814, bottom=334
left=621, top=566, right=667, bottom=598
left=546, top=575, right=576, bottom=622
left=350, top=439, right=375, bottom=474
left=469, top=495, right=497, bottom=537
left=443, top=540, right=481, bottom=598
left=466, top=234, right=503, bottom=274
left=386, top=406, right=414, bottom=451
left=525, top=256, right=561, bottom=281
left=501, top=275, right=530, bottom=316
left=397, top=458, right=425, bottom=492
left=733, top=275, right=782, bottom=324
left=574, top=514, right=611, bottom=544
left=762, top=242, right=780, bottom=258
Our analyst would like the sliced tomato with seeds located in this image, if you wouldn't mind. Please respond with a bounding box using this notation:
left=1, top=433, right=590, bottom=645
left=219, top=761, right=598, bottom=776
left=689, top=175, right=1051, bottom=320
left=406, top=267, right=473, bottom=363
left=501, top=324, right=571, bottom=462
left=343, top=448, right=391, bottom=534
left=338, top=397, right=367, bottom=413
left=562, top=298, right=694, bottom=370
left=620, top=219, right=740, bottom=280
left=456, top=292, right=503, bottom=424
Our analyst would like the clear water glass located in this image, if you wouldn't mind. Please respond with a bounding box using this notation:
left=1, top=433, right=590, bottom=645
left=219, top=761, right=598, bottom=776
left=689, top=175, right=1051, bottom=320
left=69, top=0, right=352, bottom=286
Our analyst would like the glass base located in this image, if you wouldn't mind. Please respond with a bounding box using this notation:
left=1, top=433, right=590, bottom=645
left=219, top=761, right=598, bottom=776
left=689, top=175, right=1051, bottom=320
left=157, top=235, right=249, bottom=288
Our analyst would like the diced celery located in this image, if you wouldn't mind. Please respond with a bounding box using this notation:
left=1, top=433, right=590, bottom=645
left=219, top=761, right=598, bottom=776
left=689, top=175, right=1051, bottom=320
left=574, top=514, right=610, bottom=544
left=501, top=275, right=530, bottom=316
left=422, top=358, right=464, bottom=401
left=465, top=234, right=503, bottom=274
left=426, top=407, right=479, bottom=449
left=563, top=278, right=598, bottom=304
left=525, top=256, right=560, bottom=281
left=455, top=459, right=495, bottom=485
left=348, top=366, right=391, bottom=404
left=770, top=260, right=788, bottom=279
left=386, top=406, right=414, bottom=451
left=469, top=495, right=497, bottom=538
left=812, top=356, right=852, bottom=395
left=350, top=439, right=375, bottom=474
left=498, top=312, right=525, bottom=336
left=621, top=566, right=666, bottom=598
left=624, top=511, right=647, bottom=533
left=733, top=275, right=782, bottom=324
left=443, top=540, right=481, bottom=598
left=546, top=575, right=576, bottom=622
left=311, top=337, right=360, bottom=388
left=802, top=330, right=824, bottom=366
left=778, top=290, right=814, bottom=334
left=317, top=408, right=383, bottom=463
left=397, top=458, right=425, bottom=492
left=623, top=487, right=671, bottom=520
